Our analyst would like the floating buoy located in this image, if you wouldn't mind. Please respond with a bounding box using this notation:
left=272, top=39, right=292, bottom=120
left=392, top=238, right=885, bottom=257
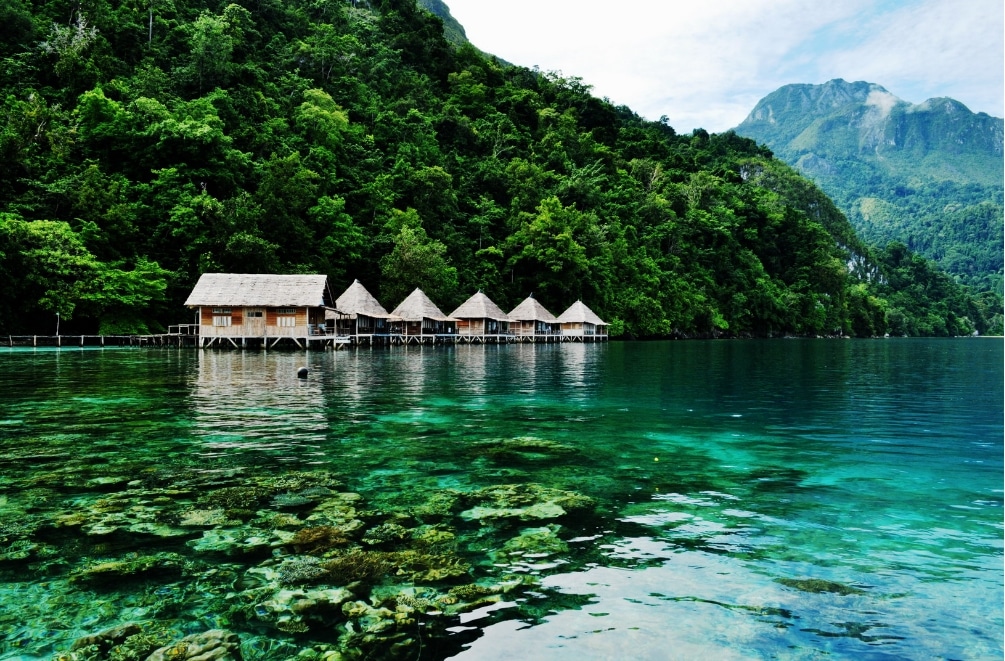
left=297, top=367, right=309, bottom=379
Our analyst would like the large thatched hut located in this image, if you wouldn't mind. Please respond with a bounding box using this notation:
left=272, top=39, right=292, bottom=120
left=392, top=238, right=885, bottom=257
left=184, top=273, right=338, bottom=348
left=388, top=288, right=455, bottom=343
left=508, top=294, right=561, bottom=341
left=333, top=279, right=391, bottom=341
left=450, top=291, right=511, bottom=342
left=556, top=300, right=608, bottom=341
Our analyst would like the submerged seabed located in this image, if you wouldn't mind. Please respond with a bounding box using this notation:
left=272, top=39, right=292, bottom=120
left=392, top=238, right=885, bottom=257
left=0, top=340, right=1001, bottom=660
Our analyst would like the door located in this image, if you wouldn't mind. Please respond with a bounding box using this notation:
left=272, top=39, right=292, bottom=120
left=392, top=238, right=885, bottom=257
left=244, top=308, right=265, bottom=336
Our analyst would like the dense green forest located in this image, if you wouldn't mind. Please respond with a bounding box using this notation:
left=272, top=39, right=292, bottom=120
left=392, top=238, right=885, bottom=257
left=1, top=0, right=998, bottom=337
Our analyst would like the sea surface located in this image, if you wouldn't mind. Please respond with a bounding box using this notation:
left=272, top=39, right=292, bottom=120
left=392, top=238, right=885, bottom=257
left=0, top=339, right=1001, bottom=660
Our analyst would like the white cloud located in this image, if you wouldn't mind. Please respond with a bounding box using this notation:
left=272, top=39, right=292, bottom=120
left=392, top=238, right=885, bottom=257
left=444, top=0, right=1003, bottom=132
left=824, top=0, right=1004, bottom=112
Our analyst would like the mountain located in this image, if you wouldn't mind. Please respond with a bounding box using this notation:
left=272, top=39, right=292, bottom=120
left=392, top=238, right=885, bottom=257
left=734, top=79, right=1004, bottom=293
left=416, top=0, right=469, bottom=47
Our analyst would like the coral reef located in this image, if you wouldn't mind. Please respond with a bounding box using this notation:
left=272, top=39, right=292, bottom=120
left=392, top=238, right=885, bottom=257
left=146, top=629, right=243, bottom=661
left=69, top=553, right=187, bottom=587
left=322, top=549, right=394, bottom=587
left=278, top=556, right=329, bottom=586
left=458, top=484, right=596, bottom=523
left=472, top=437, right=580, bottom=464
left=290, top=526, right=351, bottom=555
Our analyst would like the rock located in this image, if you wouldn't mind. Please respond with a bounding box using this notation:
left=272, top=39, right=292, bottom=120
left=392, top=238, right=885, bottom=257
left=146, top=629, right=242, bottom=661
left=70, top=622, right=142, bottom=651
left=775, top=577, right=865, bottom=595
left=70, top=553, right=185, bottom=586
left=179, top=509, right=236, bottom=527
left=458, top=484, right=595, bottom=523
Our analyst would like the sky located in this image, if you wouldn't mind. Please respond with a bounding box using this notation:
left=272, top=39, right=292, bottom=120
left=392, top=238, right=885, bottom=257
left=443, top=0, right=1004, bottom=133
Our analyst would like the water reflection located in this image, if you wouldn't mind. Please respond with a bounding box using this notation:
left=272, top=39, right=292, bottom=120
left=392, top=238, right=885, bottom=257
left=190, top=351, right=329, bottom=464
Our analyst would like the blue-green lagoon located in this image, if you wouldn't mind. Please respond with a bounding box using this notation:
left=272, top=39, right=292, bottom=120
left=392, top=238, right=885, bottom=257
left=0, top=340, right=1001, bottom=660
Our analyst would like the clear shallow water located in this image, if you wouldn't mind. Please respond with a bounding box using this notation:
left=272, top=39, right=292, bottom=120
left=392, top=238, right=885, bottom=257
left=0, top=340, right=1001, bottom=660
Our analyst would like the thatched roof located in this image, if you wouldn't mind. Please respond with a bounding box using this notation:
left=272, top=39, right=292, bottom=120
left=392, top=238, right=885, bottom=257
left=389, top=288, right=452, bottom=321
left=335, top=279, right=389, bottom=318
left=184, top=273, right=334, bottom=307
left=450, top=291, right=509, bottom=321
left=556, top=300, right=607, bottom=325
left=508, top=295, right=558, bottom=323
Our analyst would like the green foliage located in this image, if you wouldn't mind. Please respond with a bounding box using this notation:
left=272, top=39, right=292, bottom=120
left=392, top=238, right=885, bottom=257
left=0, top=213, right=169, bottom=333
left=0, top=2, right=992, bottom=337
left=379, top=208, right=458, bottom=306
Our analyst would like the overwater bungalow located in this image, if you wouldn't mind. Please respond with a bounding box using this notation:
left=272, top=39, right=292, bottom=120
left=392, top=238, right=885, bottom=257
left=184, top=273, right=345, bottom=349
left=333, top=279, right=392, bottom=344
left=508, top=294, right=561, bottom=342
left=450, top=291, right=512, bottom=343
left=388, top=288, right=456, bottom=344
left=556, top=300, right=609, bottom=341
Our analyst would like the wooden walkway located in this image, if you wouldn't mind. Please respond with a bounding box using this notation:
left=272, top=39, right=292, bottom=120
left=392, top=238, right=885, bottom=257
left=6, top=333, right=198, bottom=348
left=5, top=329, right=605, bottom=350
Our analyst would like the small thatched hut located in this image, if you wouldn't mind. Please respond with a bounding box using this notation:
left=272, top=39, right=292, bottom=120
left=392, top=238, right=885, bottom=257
left=556, top=300, right=608, bottom=340
left=333, top=279, right=391, bottom=339
left=184, top=273, right=336, bottom=346
left=388, top=288, right=455, bottom=342
left=508, top=294, right=560, bottom=340
left=450, top=291, right=511, bottom=341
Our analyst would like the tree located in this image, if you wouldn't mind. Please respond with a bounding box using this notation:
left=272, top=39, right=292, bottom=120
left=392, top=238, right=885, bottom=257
left=379, top=208, right=457, bottom=306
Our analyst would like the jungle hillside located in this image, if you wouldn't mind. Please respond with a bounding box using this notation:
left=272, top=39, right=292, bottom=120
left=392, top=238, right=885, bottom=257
left=1, top=0, right=998, bottom=337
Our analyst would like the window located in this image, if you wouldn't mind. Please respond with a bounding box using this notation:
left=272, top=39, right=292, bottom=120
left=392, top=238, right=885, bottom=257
left=213, top=316, right=232, bottom=327
left=277, top=316, right=296, bottom=327
left=212, top=307, right=231, bottom=314
left=276, top=307, right=295, bottom=314
left=245, top=309, right=263, bottom=318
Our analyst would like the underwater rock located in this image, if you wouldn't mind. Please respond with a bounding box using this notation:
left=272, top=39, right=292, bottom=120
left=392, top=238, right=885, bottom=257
left=270, top=493, right=316, bottom=509
left=179, top=509, right=238, bottom=527
left=198, top=486, right=271, bottom=511
left=340, top=600, right=397, bottom=634
left=391, top=549, right=471, bottom=583
left=70, top=622, right=142, bottom=652
left=84, top=476, right=133, bottom=491
left=304, top=494, right=364, bottom=531
left=146, top=629, right=242, bottom=661
left=500, top=525, right=569, bottom=558
left=70, top=553, right=186, bottom=587
left=458, top=484, right=595, bottom=523
left=473, top=437, right=579, bottom=464
left=361, top=523, right=410, bottom=547
left=0, top=539, right=39, bottom=563
left=410, top=525, right=456, bottom=548
left=775, top=577, right=866, bottom=595
left=411, top=492, right=458, bottom=520
left=255, top=587, right=353, bottom=634
left=268, top=471, right=344, bottom=493
left=187, top=529, right=275, bottom=558
left=259, top=513, right=304, bottom=530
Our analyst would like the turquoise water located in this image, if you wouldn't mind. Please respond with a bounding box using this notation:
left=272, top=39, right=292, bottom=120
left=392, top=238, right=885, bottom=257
left=0, top=340, right=1001, bottom=660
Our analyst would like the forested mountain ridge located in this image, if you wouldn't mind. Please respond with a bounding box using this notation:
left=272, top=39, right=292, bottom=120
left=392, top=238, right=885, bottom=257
left=0, top=1, right=995, bottom=337
left=734, top=79, right=1004, bottom=295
